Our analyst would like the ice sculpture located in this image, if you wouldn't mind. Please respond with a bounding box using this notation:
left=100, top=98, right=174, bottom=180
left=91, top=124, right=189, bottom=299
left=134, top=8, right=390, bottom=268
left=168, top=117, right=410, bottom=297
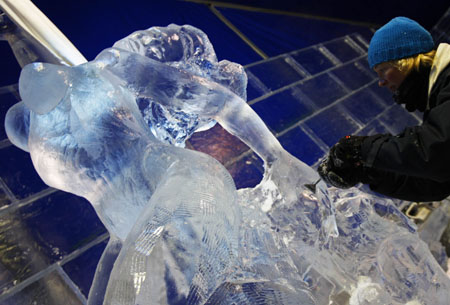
left=5, top=24, right=450, bottom=305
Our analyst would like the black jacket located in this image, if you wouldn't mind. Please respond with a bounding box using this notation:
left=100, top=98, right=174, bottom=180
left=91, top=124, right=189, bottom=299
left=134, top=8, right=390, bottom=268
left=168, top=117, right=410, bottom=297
left=361, top=43, right=450, bottom=202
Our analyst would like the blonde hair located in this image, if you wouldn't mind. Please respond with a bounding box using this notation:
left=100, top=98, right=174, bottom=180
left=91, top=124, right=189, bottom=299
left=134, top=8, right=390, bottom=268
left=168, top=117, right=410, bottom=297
left=389, top=49, right=436, bottom=74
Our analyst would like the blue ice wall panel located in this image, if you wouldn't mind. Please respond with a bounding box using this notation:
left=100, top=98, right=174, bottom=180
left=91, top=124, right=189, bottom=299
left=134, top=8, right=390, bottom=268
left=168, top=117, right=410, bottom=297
left=329, top=61, right=374, bottom=91
left=378, top=105, right=421, bottom=135
left=0, top=190, right=106, bottom=294
left=295, top=73, right=348, bottom=108
left=0, top=89, right=19, bottom=140
left=0, top=269, right=84, bottom=304
left=250, top=88, right=315, bottom=133
left=340, top=90, right=386, bottom=125
left=217, top=7, right=374, bottom=57
left=304, top=104, right=361, bottom=147
left=357, top=118, right=392, bottom=136
left=323, top=38, right=363, bottom=63
left=63, top=239, right=108, bottom=297
left=278, top=126, right=325, bottom=166
left=20, top=192, right=106, bottom=260
left=290, top=47, right=334, bottom=75
left=0, top=146, right=48, bottom=200
left=246, top=57, right=305, bottom=91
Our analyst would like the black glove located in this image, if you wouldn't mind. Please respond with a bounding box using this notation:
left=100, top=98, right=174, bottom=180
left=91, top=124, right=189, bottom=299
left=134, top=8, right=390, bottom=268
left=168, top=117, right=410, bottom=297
left=318, top=158, right=356, bottom=188
left=318, top=135, right=367, bottom=189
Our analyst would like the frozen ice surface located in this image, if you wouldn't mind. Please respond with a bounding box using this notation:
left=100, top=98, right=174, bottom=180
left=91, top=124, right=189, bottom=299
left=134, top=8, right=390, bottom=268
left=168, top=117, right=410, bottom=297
left=111, top=24, right=247, bottom=147
left=5, top=24, right=450, bottom=304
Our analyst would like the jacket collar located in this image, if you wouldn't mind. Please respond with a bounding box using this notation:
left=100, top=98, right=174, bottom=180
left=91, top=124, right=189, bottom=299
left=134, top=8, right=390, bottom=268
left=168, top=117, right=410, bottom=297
left=429, top=43, right=450, bottom=96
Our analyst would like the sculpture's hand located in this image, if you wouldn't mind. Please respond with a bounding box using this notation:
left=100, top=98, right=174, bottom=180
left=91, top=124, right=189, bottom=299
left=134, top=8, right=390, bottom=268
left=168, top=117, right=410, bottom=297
left=256, top=150, right=319, bottom=210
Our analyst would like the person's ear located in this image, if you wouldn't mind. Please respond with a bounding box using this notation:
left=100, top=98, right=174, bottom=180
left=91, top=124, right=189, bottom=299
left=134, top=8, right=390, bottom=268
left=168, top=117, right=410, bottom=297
left=19, top=62, right=70, bottom=114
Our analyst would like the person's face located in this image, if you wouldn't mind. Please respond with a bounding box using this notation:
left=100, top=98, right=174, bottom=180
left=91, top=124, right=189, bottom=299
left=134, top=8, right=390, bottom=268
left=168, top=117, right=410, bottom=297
left=374, top=62, right=407, bottom=93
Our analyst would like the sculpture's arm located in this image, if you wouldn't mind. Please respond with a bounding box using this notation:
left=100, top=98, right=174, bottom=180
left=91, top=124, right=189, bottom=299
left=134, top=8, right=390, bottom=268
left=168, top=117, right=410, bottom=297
left=213, top=95, right=284, bottom=164
left=96, top=48, right=283, bottom=164
left=96, top=48, right=226, bottom=116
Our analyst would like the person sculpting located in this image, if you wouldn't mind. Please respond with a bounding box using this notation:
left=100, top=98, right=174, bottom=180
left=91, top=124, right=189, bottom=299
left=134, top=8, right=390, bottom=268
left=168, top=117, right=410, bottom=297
left=319, top=16, right=450, bottom=202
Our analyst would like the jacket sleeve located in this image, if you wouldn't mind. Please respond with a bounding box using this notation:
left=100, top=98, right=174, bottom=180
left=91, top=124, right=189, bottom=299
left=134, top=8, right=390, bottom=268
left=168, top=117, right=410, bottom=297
left=364, top=167, right=450, bottom=202
left=361, top=76, right=450, bottom=183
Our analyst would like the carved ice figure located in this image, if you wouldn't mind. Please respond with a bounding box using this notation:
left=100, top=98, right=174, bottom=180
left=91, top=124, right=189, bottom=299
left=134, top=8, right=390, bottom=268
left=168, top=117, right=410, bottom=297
left=5, top=24, right=450, bottom=305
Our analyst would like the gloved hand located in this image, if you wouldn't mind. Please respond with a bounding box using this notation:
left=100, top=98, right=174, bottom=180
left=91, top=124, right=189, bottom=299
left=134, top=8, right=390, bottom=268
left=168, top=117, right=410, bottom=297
left=318, top=135, right=367, bottom=189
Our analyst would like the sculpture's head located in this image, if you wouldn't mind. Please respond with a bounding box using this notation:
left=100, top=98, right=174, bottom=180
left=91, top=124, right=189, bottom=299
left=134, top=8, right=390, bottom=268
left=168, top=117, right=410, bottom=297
left=109, top=24, right=248, bottom=147
left=113, top=24, right=217, bottom=66
left=8, top=62, right=151, bottom=198
left=113, top=24, right=248, bottom=99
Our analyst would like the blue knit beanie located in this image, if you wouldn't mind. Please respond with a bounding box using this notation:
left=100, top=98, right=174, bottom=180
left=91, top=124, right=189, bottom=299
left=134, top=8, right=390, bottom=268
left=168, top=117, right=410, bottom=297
left=368, top=17, right=434, bottom=69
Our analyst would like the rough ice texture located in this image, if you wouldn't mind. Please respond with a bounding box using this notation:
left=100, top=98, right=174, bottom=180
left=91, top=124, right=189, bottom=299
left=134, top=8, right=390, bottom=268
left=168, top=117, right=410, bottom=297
left=5, top=24, right=450, bottom=304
